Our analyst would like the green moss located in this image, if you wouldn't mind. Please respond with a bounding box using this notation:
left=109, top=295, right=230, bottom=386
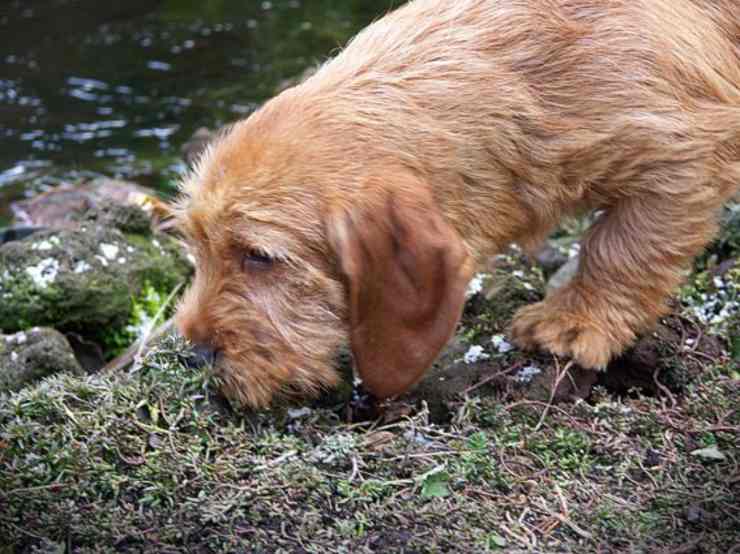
left=122, top=232, right=191, bottom=291
left=529, top=428, right=594, bottom=473
left=102, top=281, right=172, bottom=357
left=0, top=249, right=131, bottom=333
left=0, top=209, right=191, bottom=358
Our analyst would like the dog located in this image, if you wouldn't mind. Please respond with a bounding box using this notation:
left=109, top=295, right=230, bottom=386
left=173, top=0, right=739, bottom=408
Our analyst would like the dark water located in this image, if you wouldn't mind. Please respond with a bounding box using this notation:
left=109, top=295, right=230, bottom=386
left=0, top=0, right=397, bottom=223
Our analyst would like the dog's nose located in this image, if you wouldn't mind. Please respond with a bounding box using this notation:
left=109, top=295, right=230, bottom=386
left=189, top=343, right=218, bottom=368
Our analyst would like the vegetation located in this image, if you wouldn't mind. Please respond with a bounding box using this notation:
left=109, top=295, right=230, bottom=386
left=1, top=205, right=737, bottom=553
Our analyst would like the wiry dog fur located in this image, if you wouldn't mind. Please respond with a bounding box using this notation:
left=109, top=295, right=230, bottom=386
left=174, top=0, right=740, bottom=408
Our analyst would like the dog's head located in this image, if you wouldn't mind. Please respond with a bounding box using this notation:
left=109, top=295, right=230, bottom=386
left=173, top=97, right=474, bottom=408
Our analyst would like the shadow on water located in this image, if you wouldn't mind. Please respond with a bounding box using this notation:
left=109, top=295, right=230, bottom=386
left=0, top=0, right=398, bottom=223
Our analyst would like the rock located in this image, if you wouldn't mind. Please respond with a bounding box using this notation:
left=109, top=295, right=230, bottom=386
left=10, top=177, right=162, bottom=230
left=181, top=127, right=216, bottom=167
left=534, top=243, right=569, bottom=276
left=546, top=254, right=580, bottom=294
left=0, top=225, right=47, bottom=246
left=0, top=203, right=191, bottom=345
left=80, top=201, right=152, bottom=235
left=0, top=328, right=82, bottom=392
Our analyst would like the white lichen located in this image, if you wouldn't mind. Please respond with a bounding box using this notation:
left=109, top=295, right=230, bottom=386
left=511, top=269, right=536, bottom=291
left=4, top=332, right=26, bottom=344
left=690, top=295, right=739, bottom=327
left=491, top=334, right=513, bottom=353
left=25, top=258, right=60, bottom=288
left=463, top=345, right=490, bottom=364
left=466, top=273, right=486, bottom=298
left=73, top=261, right=92, bottom=274
left=516, top=365, right=542, bottom=383
left=287, top=407, right=312, bottom=420
left=31, top=236, right=60, bottom=251
left=100, top=243, right=120, bottom=260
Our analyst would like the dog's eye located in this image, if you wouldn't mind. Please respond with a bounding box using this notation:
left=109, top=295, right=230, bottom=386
left=242, top=249, right=274, bottom=270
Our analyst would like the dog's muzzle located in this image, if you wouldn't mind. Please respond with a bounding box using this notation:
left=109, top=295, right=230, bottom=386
left=187, top=343, right=219, bottom=369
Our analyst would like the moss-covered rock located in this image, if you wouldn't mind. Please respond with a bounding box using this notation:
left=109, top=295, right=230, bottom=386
left=10, top=177, right=158, bottom=230
left=0, top=327, right=82, bottom=392
left=0, top=204, right=191, bottom=349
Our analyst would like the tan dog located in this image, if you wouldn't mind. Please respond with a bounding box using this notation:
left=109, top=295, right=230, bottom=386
left=174, top=0, right=740, bottom=408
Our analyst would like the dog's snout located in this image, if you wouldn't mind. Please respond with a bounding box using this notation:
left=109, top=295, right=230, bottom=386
left=190, top=343, right=219, bottom=368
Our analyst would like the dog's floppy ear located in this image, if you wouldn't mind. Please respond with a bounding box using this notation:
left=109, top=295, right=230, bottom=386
left=327, top=181, right=474, bottom=399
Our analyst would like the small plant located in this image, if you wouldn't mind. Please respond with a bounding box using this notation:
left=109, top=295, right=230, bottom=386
left=529, top=428, right=594, bottom=473
left=102, top=281, right=171, bottom=357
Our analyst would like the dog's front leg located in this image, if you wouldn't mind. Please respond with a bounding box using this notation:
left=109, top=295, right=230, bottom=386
left=510, top=188, right=723, bottom=368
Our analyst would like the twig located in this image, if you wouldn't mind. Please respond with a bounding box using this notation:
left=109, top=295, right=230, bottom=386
left=253, top=450, right=298, bottom=471
left=536, top=499, right=594, bottom=540
left=555, top=483, right=569, bottom=517
left=688, top=350, right=724, bottom=364
left=500, top=512, right=533, bottom=548
left=501, top=399, right=581, bottom=425
left=653, top=367, right=677, bottom=408
left=534, top=359, right=574, bottom=432
left=102, top=318, right=175, bottom=374
left=132, top=281, right=184, bottom=371
left=349, top=455, right=361, bottom=483
left=463, top=363, right=523, bottom=395
left=658, top=534, right=704, bottom=554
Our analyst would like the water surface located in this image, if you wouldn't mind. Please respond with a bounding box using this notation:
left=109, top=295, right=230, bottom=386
left=0, top=0, right=397, bottom=223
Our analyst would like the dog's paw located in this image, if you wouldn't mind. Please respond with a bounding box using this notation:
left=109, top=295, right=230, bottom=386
left=510, top=301, right=620, bottom=369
